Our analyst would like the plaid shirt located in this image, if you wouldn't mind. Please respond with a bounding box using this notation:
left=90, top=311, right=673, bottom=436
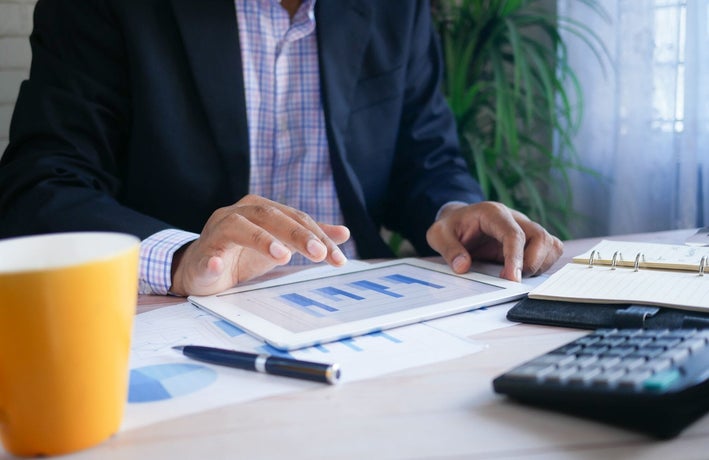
left=139, top=0, right=355, bottom=294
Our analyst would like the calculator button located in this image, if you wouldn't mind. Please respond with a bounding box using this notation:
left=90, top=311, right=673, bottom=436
left=627, top=347, right=665, bottom=360
left=594, top=356, right=622, bottom=369
left=693, top=330, right=709, bottom=341
left=567, top=367, right=602, bottom=385
left=657, top=348, right=690, bottom=364
left=617, top=369, right=654, bottom=388
left=504, top=363, right=555, bottom=381
left=625, top=337, right=653, bottom=348
left=528, top=354, right=576, bottom=367
left=679, top=338, right=708, bottom=353
left=542, top=366, right=578, bottom=384
left=606, top=329, right=642, bottom=338
left=597, top=337, right=628, bottom=347
left=636, top=359, right=673, bottom=374
left=578, top=345, right=609, bottom=356
left=552, top=344, right=583, bottom=355
left=640, top=330, right=670, bottom=339
left=642, top=369, right=681, bottom=391
left=590, top=368, right=627, bottom=387
left=575, top=336, right=601, bottom=346
left=574, top=355, right=599, bottom=368
left=652, top=338, right=682, bottom=349
left=619, top=357, right=647, bottom=370
left=601, top=346, right=636, bottom=358
left=664, top=329, right=697, bottom=340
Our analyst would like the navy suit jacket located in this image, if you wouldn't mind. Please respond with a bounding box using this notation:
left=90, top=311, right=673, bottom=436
left=0, top=0, right=483, bottom=258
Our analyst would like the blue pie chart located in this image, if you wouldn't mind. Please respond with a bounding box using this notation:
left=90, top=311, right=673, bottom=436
left=128, top=363, right=218, bottom=403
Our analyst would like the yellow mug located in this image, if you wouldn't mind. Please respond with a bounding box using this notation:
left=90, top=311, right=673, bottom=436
left=0, top=232, right=139, bottom=457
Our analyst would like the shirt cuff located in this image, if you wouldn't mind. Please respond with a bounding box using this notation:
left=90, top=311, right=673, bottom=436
left=139, top=229, right=199, bottom=295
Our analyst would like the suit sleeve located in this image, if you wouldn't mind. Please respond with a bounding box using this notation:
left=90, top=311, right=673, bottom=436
left=0, top=0, right=171, bottom=239
left=382, top=0, right=484, bottom=255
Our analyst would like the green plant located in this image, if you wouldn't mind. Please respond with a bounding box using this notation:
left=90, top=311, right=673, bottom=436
left=432, top=0, right=607, bottom=240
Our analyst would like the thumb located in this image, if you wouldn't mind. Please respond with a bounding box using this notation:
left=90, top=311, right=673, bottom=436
left=188, top=255, right=227, bottom=295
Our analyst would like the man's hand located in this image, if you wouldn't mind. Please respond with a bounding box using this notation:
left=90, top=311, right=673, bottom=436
left=170, top=194, right=350, bottom=296
left=426, top=202, right=563, bottom=282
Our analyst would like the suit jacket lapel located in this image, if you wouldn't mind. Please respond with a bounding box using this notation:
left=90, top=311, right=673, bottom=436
left=316, top=0, right=392, bottom=257
left=170, top=0, right=249, bottom=197
left=316, top=0, right=370, bottom=148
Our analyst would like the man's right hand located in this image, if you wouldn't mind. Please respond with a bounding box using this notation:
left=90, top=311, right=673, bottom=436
left=169, top=194, right=350, bottom=296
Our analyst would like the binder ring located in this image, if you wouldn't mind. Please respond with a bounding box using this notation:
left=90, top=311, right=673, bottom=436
left=611, top=251, right=623, bottom=270
left=633, top=252, right=645, bottom=272
left=700, top=256, right=707, bottom=276
left=588, top=250, right=600, bottom=268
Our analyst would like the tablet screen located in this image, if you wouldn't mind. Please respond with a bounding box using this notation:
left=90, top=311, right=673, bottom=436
left=216, top=262, right=503, bottom=333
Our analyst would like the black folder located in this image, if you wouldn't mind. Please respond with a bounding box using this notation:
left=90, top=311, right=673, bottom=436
left=507, top=296, right=709, bottom=330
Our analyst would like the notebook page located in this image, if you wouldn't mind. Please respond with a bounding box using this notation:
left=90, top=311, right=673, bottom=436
left=529, top=263, right=709, bottom=311
left=572, top=240, right=709, bottom=272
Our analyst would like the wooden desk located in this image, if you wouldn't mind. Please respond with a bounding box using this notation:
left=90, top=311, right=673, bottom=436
left=5, top=229, right=709, bottom=459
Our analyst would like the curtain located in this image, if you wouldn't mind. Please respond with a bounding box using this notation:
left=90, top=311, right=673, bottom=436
left=558, top=0, right=709, bottom=237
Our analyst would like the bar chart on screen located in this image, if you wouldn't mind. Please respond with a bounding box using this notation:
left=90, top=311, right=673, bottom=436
left=215, top=263, right=504, bottom=334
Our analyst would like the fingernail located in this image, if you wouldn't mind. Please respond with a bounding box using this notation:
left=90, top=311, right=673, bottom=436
left=452, top=255, right=467, bottom=273
left=515, top=268, right=523, bottom=282
left=331, top=248, right=347, bottom=265
left=269, top=241, right=290, bottom=259
left=306, top=239, right=327, bottom=259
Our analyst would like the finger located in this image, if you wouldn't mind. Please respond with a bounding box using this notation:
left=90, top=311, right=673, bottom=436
left=510, top=213, right=564, bottom=276
left=540, top=237, right=564, bottom=272
left=527, top=235, right=564, bottom=275
left=206, top=209, right=294, bottom=265
left=318, top=223, right=351, bottom=266
left=497, top=230, right=525, bottom=282
left=229, top=202, right=326, bottom=261
left=456, top=204, right=525, bottom=282
left=319, top=223, right=351, bottom=245
left=243, top=202, right=346, bottom=264
left=426, top=220, right=473, bottom=274
left=221, top=196, right=349, bottom=268
left=282, top=210, right=349, bottom=264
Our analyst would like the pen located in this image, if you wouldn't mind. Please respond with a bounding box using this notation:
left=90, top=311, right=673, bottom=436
left=173, top=345, right=341, bottom=384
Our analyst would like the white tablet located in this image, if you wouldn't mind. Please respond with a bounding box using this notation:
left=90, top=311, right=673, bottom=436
left=188, top=258, right=528, bottom=350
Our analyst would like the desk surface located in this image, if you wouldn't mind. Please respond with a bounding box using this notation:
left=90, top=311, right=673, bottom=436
left=5, top=229, right=709, bottom=460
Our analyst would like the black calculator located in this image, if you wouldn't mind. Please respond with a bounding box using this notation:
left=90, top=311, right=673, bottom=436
left=493, top=328, right=709, bottom=438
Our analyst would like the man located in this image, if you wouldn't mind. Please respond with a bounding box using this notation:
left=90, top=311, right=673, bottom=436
left=0, top=0, right=562, bottom=296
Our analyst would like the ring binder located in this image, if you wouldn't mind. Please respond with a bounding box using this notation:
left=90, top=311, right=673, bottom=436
left=633, top=252, right=644, bottom=272
left=572, top=240, right=709, bottom=273
left=611, top=251, right=622, bottom=270
left=530, top=239, right=709, bottom=311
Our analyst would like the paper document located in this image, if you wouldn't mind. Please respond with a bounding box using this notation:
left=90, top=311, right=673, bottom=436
left=122, top=263, right=545, bottom=432
left=122, top=302, right=483, bottom=431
